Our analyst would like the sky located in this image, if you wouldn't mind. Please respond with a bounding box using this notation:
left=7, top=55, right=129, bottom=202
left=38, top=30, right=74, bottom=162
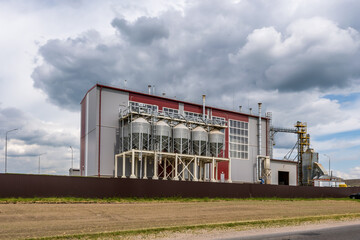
left=0, top=0, right=359, bottom=179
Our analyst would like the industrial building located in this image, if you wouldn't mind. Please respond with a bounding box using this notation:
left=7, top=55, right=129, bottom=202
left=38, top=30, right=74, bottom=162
left=80, top=84, right=301, bottom=185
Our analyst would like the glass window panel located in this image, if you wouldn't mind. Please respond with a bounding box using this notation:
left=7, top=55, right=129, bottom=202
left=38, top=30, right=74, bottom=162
left=229, top=119, right=249, bottom=160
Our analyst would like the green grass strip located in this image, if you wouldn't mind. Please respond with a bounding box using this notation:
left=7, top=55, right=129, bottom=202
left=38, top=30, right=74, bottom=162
left=29, top=213, right=360, bottom=240
left=0, top=196, right=358, bottom=204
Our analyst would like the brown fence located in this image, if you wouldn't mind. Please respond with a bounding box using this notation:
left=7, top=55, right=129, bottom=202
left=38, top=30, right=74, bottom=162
left=0, top=174, right=359, bottom=199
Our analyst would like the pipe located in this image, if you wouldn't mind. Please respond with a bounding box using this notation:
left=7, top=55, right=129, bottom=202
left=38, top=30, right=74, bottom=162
left=249, top=108, right=252, bottom=114
left=258, top=103, right=262, bottom=156
left=148, top=85, right=152, bottom=94
left=257, top=103, right=262, bottom=181
left=202, top=95, right=206, bottom=120
left=239, top=106, right=242, bottom=112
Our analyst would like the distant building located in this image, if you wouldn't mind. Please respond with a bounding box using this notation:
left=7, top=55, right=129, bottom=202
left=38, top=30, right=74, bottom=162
left=69, top=168, right=80, bottom=176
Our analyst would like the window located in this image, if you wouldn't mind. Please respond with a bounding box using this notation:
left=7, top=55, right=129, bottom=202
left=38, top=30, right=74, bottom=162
left=185, top=111, right=203, bottom=121
left=212, top=116, right=226, bottom=125
left=229, top=119, right=248, bottom=159
left=129, top=101, right=158, bottom=113
left=163, top=107, right=179, bottom=117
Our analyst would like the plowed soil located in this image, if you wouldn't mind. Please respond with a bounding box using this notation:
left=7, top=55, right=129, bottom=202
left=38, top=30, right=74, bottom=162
left=0, top=200, right=359, bottom=239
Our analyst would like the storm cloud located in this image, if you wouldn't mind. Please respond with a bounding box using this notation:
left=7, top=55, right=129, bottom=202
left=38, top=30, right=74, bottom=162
left=111, top=17, right=169, bottom=45
left=32, top=0, right=360, bottom=112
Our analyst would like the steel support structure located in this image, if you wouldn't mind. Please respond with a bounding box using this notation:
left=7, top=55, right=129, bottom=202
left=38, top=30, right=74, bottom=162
left=114, top=149, right=231, bottom=182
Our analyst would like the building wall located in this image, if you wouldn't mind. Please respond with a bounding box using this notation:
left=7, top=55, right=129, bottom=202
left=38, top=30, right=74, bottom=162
left=270, top=160, right=297, bottom=186
left=231, top=117, right=267, bottom=183
left=98, top=88, right=129, bottom=176
left=81, top=87, right=98, bottom=176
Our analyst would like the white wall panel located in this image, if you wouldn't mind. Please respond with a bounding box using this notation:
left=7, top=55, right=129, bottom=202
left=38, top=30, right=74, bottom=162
left=270, top=161, right=297, bottom=186
left=86, top=129, right=97, bottom=176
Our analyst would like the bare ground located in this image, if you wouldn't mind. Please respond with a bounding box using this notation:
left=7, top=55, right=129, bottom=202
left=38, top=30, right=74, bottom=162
left=0, top=200, right=359, bottom=239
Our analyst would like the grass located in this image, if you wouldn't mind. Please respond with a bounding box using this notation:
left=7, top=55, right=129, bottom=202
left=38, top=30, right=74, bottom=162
left=28, top=213, right=360, bottom=240
left=0, top=196, right=358, bottom=204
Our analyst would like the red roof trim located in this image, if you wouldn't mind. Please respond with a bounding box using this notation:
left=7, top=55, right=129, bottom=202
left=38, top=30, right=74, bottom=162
left=83, top=84, right=269, bottom=120
left=80, top=84, right=97, bottom=104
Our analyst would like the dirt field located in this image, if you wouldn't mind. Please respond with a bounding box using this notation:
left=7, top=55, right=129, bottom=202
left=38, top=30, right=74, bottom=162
left=0, top=200, right=360, bottom=239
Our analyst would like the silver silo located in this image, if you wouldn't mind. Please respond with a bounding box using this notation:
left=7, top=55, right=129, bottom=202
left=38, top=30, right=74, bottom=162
left=192, top=126, right=208, bottom=156
left=173, top=123, right=190, bottom=154
left=209, top=129, right=224, bottom=157
left=302, top=148, right=319, bottom=185
left=154, top=121, right=171, bottom=152
left=131, top=117, right=150, bottom=150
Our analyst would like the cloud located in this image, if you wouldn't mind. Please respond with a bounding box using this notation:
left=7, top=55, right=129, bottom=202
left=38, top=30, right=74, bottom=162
left=111, top=17, right=169, bottom=45
left=32, top=30, right=122, bottom=111
left=229, top=17, right=360, bottom=91
left=333, top=167, right=360, bottom=180
left=0, top=106, right=79, bottom=174
left=0, top=106, right=78, bottom=153
left=31, top=1, right=360, bottom=112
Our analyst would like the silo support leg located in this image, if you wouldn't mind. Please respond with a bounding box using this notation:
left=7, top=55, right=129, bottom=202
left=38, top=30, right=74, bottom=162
left=174, top=154, right=179, bottom=180
left=211, top=157, right=216, bottom=182
left=143, top=156, right=147, bottom=179
left=153, top=153, right=158, bottom=180
left=130, top=150, right=136, bottom=179
left=199, top=161, right=203, bottom=181
left=114, top=155, right=118, bottom=178
left=121, top=154, right=126, bottom=178
left=193, top=157, right=198, bottom=181
left=216, top=161, right=218, bottom=181
left=163, top=157, right=167, bottom=180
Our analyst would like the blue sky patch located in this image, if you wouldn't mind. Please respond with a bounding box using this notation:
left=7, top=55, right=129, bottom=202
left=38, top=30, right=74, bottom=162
left=323, top=92, right=360, bottom=104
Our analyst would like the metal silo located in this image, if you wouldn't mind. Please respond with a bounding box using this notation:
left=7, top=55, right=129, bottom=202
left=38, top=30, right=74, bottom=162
left=173, top=123, right=190, bottom=154
left=192, top=126, right=208, bottom=156
left=131, top=117, right=150, bottom=150
left=154, top=121, right=171, bottom=152
left=209, top=129, right=224, bottom=157
left=302, top=148, right=319, bottom=185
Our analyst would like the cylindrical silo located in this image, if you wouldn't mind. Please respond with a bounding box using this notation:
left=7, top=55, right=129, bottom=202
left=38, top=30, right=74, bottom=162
left=154, top=121, right=171, bottom=152
left=173, top=123, right=190, bottom=154
left=302, top=148, right=318, bottom=186
left=192, top=126, right=208, bottom=156
left=131, top=117, right=150, bottom=150
left=209, top=129, right=224, bottom=157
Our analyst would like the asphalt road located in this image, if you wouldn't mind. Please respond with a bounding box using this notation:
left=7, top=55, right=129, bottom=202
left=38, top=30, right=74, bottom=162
left=223, top=223, right=360, bottom=240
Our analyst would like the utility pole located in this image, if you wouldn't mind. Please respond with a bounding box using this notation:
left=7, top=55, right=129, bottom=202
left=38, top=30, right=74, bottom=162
left=69, top=146, right=73, bottom=169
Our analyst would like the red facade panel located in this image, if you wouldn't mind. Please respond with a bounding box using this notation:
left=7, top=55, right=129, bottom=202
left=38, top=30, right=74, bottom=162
left=183, top=103, right=203, bottom=113
left=212, top=109, right=248, bottom=122
left=217, top=162, right=229, bottom=180
left=129, top=92, right=179, bottom=110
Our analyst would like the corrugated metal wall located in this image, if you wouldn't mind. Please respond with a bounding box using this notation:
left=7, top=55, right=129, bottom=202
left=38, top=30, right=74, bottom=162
left=1, top=174, right=358, bottom=199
